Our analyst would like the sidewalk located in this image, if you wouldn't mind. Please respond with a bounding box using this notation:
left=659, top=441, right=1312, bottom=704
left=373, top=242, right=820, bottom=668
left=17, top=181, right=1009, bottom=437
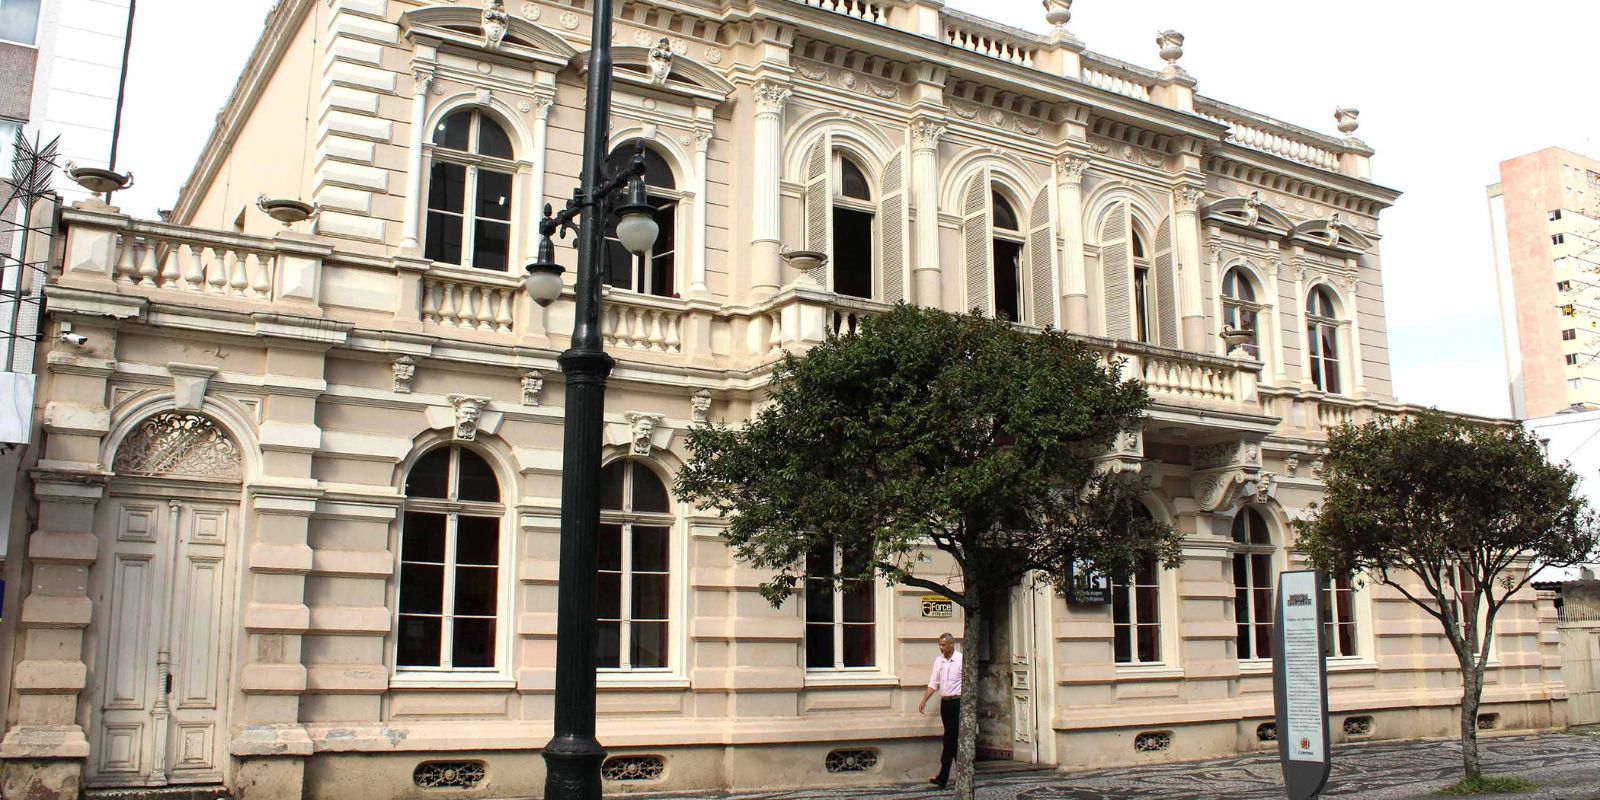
left=632, top=729, right=1600, bottom=799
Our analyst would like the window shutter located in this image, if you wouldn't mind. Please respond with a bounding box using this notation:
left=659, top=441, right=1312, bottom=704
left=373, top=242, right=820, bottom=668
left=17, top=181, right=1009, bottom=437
left=1155, top=217, right=1177, bottom=348
left=802, top=137, right=831, bottom=286
left=879, top=152, right=909, bottom=304
left=1028, top=186, right=1056, bottom=328
left=961, top=171, right=990, bottom=314
left=1101, top=204, right=1131, bottom=339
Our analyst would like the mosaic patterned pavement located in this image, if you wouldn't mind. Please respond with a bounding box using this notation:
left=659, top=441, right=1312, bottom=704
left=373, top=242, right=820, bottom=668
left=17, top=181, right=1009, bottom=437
left=630, top=730, right=1600, bottom=800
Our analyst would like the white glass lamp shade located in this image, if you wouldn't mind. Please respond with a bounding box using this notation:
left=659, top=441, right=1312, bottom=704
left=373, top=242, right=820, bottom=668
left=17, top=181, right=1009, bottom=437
left=616, top=209, right=659, bottom=256
left=524, top=266, right=565, bottom=307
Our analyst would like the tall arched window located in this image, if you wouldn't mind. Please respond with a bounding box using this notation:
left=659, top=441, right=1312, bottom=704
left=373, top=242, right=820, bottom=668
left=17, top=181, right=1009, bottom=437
left=1306, top=286, right=1342, bottom=393
left=1222, top=268, right=1261, bottom=358
left=397, top=446, right=504, bottom=671
left=1132, top=229, right=1154, bottom=343
left=425, top=109, right=515, bottom=271
left=831, top=152, right=876, bottom=299
left=598, top=460, right=674, bottom=670
left=1232, top=507, right=1275, bottom=661
left=603, top=144, right=678, bottom=297
left=1111, top=505, right=1162, bottom=665
left=991, top=190, right=1025, bottom=322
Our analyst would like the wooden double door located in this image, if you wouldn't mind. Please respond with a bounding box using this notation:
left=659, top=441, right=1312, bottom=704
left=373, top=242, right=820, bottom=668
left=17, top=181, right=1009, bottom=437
left=85, top=486, right=240, bottom=787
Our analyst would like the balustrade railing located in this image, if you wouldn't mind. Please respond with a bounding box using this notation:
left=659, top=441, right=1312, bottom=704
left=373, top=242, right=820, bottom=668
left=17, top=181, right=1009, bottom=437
left=798, top=0, right=887, bottom=24
left=1079, top=57, right=1157, bottom=102
left=603, top=293, right=686, bottom=353
left=941, top=11, right=1037, bottom=67
left=1196, top=98, right=1343, bottom=171
left=1140, top=352, right=1238, bottom=403
left=112, top=224, right=278, bottom=300
left=422, top=270, right=518, bottom=333
left=1317, top=397, right=1359, bottom=431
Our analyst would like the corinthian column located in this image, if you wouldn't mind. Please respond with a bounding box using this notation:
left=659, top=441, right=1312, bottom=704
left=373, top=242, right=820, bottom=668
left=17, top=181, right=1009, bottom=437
left=400, top=68, right=434, bottom=253
left=750, top=80, right=791, bottom=300
left=1173, top=185, right=1207, bottom=347
left=910, top=118, right=946, bottom=309
left=1057, top=155, right=1090, bottom=332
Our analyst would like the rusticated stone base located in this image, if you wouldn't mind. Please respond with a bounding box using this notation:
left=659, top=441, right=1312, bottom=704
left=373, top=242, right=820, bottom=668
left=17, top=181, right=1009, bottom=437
left=232, top=757, right=305, bottom=800
left=1, top=758, right=82, bottom=800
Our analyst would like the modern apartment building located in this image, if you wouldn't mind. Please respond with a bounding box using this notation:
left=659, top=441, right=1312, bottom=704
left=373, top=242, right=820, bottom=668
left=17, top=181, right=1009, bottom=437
left=1489, top=146, right=1600, bottom=419
left=0, top=2, right=1567, bottom=799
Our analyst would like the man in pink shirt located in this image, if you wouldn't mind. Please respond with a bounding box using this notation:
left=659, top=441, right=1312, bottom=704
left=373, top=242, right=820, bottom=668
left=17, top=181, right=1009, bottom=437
left=918, top=632, right=963, bottom=788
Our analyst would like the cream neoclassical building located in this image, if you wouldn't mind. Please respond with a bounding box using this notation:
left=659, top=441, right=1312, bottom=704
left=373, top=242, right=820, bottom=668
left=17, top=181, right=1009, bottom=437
left=0, top=1, right=1570, bottom=798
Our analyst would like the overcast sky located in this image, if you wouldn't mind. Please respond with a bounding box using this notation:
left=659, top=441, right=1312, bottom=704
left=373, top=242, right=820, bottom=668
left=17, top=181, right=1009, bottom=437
left=113, top=1, right=1600, bottom=419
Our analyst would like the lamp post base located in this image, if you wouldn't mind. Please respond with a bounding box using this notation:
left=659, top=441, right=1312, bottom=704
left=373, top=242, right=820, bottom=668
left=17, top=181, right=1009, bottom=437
left=542, top=733, right=605, bottom=799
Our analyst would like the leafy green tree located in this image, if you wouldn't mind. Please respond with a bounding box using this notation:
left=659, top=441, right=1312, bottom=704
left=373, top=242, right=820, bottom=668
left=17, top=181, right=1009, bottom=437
left=676, top=305, right=1183, bottom=799
left=1297, top=411, right=1597, bottom=782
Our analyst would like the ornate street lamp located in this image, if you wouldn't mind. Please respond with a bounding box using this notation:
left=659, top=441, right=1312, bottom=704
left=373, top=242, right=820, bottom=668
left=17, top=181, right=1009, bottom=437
left=522, top=0, right=659, bottom=795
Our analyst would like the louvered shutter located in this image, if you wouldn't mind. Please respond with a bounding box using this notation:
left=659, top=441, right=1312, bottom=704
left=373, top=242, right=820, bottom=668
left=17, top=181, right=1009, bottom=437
left=1027, top=186, right=1057, bottom=328
left=1155, top=217, right=1178, bottom=347
left=1100, top=204, right=1131, bottom=339
left=801, top=137, right=831, bottom=286
left=879, top=151, right=909, bottom=304
left=961, top=172, right=990, bottom=314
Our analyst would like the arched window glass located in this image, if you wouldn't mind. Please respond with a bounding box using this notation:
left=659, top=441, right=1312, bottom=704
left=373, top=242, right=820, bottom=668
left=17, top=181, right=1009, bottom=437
left=991, top=189, right=1024, bottom=322
left=397, top=446, right=503, bottom=671
left=603, top=144, right=678, bottom=297
left=598, top=460, right=674, bottom=670
left=425, top=109, right=516, bottom=271
left=832, top=152, right=876, bottom=300
left=1132, top=229, right=1153, bottom=343
left=1306, top=286, right=1342, bottom=393
left=1232, top=507, right=1275, bottom=660
left=1111, top=505, right=1161, bottom=665
left=1222, top=268, right=1261, bottom=358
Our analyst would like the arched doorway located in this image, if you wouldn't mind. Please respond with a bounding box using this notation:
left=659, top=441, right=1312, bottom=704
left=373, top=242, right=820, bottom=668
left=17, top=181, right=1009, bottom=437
left=85, top=411, right=244, bottom=788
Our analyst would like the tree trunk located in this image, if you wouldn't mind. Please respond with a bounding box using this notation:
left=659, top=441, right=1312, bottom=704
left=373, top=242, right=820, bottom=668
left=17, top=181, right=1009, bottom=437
left=953, top=596, right=983, bottom=800
left=1459, top=655, right=1483, bottom=781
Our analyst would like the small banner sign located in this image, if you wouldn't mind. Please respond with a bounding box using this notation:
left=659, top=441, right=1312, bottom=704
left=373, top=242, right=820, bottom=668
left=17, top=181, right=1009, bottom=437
left=1272, top=569, right=1332, bottom=800
left=1065, top=559, right=1112, bottom=605
left=920, top=595, right=953, bottom=619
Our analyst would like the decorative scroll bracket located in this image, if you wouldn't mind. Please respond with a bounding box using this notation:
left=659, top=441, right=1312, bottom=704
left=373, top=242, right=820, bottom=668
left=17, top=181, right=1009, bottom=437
left=1191, top=437, right=1264, bottom=512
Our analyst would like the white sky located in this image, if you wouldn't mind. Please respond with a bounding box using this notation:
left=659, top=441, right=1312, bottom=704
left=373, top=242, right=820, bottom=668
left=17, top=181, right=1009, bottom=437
left=112, top=1, right=1600, bottom=419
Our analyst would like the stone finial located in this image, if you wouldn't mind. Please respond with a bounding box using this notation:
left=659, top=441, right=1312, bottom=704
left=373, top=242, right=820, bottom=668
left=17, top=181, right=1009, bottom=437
left=483, top=0, right=509, bottom=49
left=521, top=369, right=544, bottom=406
left=1334, top=107, right=1361, bottom=137
left=691, top=389, right=713, bottom=425
left=393, top=355, right=416, bottom=394
left=1157, top=30, right=1185, bottom=67
left=1044, top=0, right=1072, bottom=30
left=625, top=412, right=666, bottom=456
left=448, top=394, right=491, bottom=441
left=648, top=37, right=674, bottom=86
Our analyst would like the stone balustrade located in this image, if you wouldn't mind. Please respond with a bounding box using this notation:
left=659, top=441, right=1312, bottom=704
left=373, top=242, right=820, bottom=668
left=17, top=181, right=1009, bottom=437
left=601, top=291, right=687, bottom=353
left=1316, top=396, right=1360, bottom=431
left=421, top=268, right=519, bottom=333
left=1079, top=56, right=1157, bottom=103
left=112, top=222, right=279, bottom=299
left=797, top=0, right=888, bottom=24
left=940, top=9, right=1038, bottom=67
left=1195, top=97, right=1344, bottom=171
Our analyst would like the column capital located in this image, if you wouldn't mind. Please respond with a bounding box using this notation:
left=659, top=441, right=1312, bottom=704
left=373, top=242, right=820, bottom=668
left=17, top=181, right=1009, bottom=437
left=693, top=127, right=713, bottom=153
left=910, top=118, right=947, bottom=151
left=1056, top=155, right=1090, bottom=186
left=532, top=94, right=554, bottom=121
left=1173, top=185, right=1205, bottom=213
left=752, top=81, right=792, bottom=116
left=412, top=68, right=435, bottom=94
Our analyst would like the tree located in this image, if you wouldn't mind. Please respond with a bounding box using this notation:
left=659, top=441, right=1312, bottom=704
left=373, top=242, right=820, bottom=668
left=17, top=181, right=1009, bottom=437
left=1297, top=410, right=1597, bottom=782
left=676, top=305, right=1183, bottom=800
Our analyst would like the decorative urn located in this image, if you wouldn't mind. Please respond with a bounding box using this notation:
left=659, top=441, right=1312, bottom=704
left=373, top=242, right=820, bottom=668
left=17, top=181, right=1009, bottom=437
left=67, top=164, right=132, bottom=194
left=256, top=195, right=319, bottom=226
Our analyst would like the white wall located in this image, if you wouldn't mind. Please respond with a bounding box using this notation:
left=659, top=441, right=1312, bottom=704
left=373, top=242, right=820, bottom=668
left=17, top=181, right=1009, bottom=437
left=28, top=0, right=132, bottom=201
left=1529, top=408, right=1600, bottom=578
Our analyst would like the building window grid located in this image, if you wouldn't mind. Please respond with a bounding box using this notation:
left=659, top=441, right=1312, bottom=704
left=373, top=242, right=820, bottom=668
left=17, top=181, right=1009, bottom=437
left=396, top=446, right=504, bottom=672
left=1306, top=287, right=1342, bottom=394
left=831, top=152, right=877, bottom=300
left=603, top=144, right=680, bottom=297
left=1552, top=233, right=1566, bottom=246
left=1131, top=231, right=1154, bottom=343
left=805, top=541, right=876, bottom=670
left=991, top=189, right=1026, bottom=323
left=1221, top=267, right=1262, bottom=358
left=598, top=460, right=674, bottom=671
left=0, top=0, right=42, bottom=46
left=424, top=109, right=516, bottom=272
left=1232, top=508, right=1276, bottom=661
left=1112, top=556, right=1162, bottom=665
left=1323, top=574, right=1358, bottom=658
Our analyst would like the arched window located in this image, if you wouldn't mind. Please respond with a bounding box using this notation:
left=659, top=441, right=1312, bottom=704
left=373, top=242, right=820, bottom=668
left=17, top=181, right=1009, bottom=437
left=1232, top=506, right=1275, bottom=661
left=1131, top=229, right=1154, bottom=343
left=991, top=189, right=1025, bottom=323
left=1111, top=505, right=1161, bottom=665
left=598, top=460, right=674, bottom=670
left=831, top=152, right=876, bottom=300
left=1222, top=268, right=1261, bottom=358
left=397, top=446, right=504, bottom=671
left=1306, top=286, right=1342, bottom=393
left=805, top=537, right=875, bottom=670
left=603, top=143, right=678, bottom=297
left=1098, top=203, right=1172, bottom=345
left=425, top=109, right=516, bottom=271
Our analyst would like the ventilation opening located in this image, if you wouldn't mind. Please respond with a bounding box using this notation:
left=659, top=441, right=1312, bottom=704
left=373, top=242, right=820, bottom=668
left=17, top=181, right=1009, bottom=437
left=601, top=755, right=666, bottom=782
left=413, top=760, right=486, bottom=789
left=1256, top=722, right=1277, bottom=742
left=1343, top=715, right=1373, bottom=737
left=1134, top=731, right=1171, bottom=752
left=1476, top=713, right=1500, bottom=731
left=825, top=748, right=880, bottom=773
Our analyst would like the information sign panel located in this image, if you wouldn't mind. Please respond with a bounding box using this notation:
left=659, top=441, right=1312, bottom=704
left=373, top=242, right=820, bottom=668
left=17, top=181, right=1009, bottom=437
left=920, top=595, right=953, bottom=619
left=1272, top=569, right=1331, bottom=799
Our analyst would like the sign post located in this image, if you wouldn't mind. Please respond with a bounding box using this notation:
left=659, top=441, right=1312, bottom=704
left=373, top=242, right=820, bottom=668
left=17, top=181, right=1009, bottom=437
left=1272, top=569, right=1331, bottom=800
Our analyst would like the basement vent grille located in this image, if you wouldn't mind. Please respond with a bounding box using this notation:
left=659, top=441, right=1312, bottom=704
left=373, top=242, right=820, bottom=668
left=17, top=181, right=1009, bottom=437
left=825, top=748, right=880, bottom=772
left=1134, top=731, right=1172, bottom=752
left=413, top=760, right=486, bottom=789
left=601, top=755, right=666, bottom=782
left=1343, top=716, right=1373, bottom=736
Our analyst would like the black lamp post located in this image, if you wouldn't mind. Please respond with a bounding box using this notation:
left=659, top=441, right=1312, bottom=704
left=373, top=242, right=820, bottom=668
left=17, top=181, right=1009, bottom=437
left=522, top=0, right=659, bottom=795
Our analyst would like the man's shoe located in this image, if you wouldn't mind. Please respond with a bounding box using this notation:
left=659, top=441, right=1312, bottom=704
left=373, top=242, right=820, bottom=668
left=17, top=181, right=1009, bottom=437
left=929, top=777, right=947, bottom=788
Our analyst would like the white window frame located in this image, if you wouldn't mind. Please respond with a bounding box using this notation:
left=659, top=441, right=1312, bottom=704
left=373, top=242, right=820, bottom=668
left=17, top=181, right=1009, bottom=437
left=0, top=0, right=43, bottom=47
left=423, top=109, right=520, bottom=272
left=1111, top=556, right=1166, bottom=667
left=829, top=149, right=879, bottom=301
left=1221, top=267, right=1264, bottom=359
left=597, top=459, right=677, bottom=675
left=1322, top=572, right=1360, bottom=659
left=1231, top=508, right=1279, bottom=663
left=603, top=143, right=684, bottom=298
left=391, top=446, right=513, bottom=687
left=991, top=188, right=1029, bottom=324
left=1306, top=286, right=1344, bottom=394
left=803, top=544, right=889, bottom=675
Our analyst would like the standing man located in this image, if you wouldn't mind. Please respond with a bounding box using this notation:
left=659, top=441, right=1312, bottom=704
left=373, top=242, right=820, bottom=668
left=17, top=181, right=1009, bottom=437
left=918, top=632, right=963, bottom=789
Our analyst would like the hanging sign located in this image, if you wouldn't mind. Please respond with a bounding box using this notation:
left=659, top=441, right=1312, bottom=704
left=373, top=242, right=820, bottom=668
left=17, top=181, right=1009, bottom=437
left=1065, top=559, right=1112, bottom=605
left=1272, top=569, right=1332, bottom=799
